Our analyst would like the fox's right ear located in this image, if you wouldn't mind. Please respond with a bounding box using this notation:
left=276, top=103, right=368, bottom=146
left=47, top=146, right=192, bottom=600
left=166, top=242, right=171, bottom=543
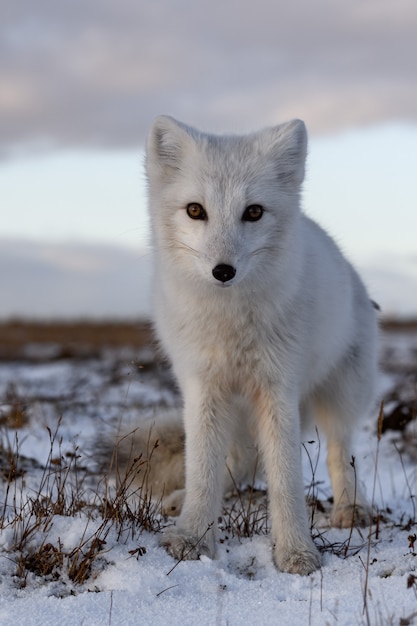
left=146, top=116, right=194, bottom=175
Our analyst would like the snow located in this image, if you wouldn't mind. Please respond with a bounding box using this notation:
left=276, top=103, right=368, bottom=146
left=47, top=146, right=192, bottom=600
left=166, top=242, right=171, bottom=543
left=0, top=329, right=416, bottom=625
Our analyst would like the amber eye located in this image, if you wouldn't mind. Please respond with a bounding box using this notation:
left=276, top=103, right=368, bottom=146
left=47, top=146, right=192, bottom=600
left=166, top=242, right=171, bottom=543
left=242, top=205, right=263, bottom=222
left=186, top=203, right=207, bottom=220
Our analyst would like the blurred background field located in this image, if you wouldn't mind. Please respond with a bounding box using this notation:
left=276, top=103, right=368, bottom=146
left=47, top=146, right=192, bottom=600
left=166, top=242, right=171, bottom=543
left=0, top=320, right=153, bottom=360
left=0, top=317, right=416, bottom=358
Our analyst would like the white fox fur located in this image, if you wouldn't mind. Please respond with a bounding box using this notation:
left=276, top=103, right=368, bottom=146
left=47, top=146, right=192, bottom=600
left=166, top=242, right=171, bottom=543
left=145, top=116, right=378, bottom=574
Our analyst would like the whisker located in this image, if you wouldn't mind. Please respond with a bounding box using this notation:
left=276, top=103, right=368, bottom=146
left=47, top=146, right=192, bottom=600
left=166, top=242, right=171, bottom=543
left=161, top=240, right=201, bottom=258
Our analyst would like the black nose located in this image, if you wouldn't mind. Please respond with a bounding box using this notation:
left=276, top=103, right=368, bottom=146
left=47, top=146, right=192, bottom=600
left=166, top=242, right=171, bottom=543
left=212, top=264, right=236, bottom=283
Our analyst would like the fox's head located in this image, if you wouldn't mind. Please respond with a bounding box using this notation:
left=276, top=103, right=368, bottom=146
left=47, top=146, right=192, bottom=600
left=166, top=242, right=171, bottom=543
left=146, top=116, right=307, bottom=289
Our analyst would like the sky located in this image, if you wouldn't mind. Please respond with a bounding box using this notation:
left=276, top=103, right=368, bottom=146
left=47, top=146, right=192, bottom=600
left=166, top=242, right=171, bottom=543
left=1, top=0, right=417, bottom=318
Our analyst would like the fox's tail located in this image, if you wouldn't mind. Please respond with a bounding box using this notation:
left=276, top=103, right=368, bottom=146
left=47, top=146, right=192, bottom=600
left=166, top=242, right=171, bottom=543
left=110, top=408, right=186, bottom=515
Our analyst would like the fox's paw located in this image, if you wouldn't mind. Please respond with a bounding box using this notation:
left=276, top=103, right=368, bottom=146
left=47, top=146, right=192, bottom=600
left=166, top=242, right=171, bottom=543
left=274, top=544, right=321, bottom=575
left=331, top=503, right=373, bottom=528
left=160, top=528, right=214, bottom=561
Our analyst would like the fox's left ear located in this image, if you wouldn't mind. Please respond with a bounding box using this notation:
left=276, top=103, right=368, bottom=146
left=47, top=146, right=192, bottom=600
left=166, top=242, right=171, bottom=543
left=265, top=119, right=307, bottom=187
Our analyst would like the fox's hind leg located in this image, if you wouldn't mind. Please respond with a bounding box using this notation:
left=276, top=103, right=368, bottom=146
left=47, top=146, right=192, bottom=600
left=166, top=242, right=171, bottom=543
left=325, top=426, right=372, bottom=528
left=314, top=345, right=376, bottom=528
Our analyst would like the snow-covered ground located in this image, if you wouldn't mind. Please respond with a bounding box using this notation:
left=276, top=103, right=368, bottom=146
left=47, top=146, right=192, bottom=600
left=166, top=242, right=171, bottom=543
left=0, top=328, right=416, bottom=625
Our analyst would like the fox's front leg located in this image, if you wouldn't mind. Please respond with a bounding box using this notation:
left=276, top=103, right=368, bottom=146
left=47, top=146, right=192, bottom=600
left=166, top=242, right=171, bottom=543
left=160, top=381, right=229, bottom=560
left=254, top=387, right=321, bottom=574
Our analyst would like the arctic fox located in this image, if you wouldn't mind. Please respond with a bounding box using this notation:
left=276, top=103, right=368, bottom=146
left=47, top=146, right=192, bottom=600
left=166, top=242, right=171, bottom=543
left=145, top=116, right=378, bottom=575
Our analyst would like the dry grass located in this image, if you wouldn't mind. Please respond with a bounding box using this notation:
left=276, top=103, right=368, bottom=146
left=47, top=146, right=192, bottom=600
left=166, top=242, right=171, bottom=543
left=220, top=487, right=269, bottom=540
left=0, top=418, right=161, bottom=591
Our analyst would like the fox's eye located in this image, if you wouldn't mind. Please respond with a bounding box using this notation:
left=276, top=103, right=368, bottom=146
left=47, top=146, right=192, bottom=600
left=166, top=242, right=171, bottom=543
left=242, top=205, right=263, bottom=222
left=186, top=203, right=207, bottom=220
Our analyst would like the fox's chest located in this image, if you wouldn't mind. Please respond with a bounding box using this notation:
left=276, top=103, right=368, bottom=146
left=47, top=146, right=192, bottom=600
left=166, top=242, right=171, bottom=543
left=158, top=289, right=282, bottom=384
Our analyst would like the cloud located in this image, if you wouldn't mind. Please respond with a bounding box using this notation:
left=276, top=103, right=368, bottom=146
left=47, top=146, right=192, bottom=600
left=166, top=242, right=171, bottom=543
left=1, top=0, right=416, bottom=156
left=0, top=239, right=152, bottom=319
